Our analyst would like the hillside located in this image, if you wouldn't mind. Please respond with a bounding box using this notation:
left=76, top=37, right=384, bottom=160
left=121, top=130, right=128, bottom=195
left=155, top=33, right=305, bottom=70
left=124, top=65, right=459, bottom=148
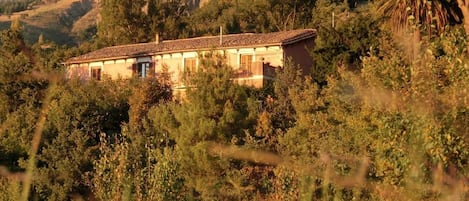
left=0, top=0, right=96, bottom=45
left=0, top=0, right=211, bottom=45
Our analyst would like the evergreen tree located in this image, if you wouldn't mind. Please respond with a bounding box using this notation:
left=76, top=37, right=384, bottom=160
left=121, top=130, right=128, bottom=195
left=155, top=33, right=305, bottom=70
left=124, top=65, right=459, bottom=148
left=0, top=24, right=48, bottom=197
left=266, top=0, right=316, bottom=31
left=0, top=23, right=36, bottom=113
left=147, top=0, right=190, bottom=40
left=33, top=79, right=131, bottom=200
left=97, top=0, right=149, bottom=45
left=0, top=30, right=32, bottom=82
left=310, top=1, right=382, bottom=83
left=152, top=54, right=259, bottom=199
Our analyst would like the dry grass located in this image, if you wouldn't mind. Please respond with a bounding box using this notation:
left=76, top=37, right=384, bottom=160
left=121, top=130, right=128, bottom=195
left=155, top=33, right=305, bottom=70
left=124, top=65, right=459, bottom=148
left=71, top=5, right=98, bottom=34
left=0, top=0, right=96, bottom=44
left=0, top=0, right=83, bottom=22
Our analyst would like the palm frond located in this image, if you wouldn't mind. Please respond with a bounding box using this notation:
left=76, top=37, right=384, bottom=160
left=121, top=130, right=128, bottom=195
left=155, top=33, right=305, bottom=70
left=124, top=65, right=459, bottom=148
left=378, top=0, right=461, bottom=34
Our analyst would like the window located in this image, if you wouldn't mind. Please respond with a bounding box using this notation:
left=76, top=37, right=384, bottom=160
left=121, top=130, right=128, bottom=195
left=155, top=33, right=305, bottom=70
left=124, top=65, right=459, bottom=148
left=91, top=68, right=101, bottom=80
left=138, top=62, right=150, bottom=78
left=240, top=54, right=253, bottom=71
left=184, top=58, right=197, bottom=73
left=133, top=62, right=155, bottom=78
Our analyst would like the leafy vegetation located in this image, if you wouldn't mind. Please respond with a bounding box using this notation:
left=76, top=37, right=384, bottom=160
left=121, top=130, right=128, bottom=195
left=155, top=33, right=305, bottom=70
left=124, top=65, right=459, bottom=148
left=1, top=0, right=469, bottom=200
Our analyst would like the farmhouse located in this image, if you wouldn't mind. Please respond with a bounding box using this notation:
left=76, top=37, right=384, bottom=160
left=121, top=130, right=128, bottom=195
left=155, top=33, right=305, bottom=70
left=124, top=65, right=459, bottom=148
left=64, top=29, right=316, bottom=89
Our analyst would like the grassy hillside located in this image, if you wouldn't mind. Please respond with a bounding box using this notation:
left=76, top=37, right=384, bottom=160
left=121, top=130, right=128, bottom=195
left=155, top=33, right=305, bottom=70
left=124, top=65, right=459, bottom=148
left=0, top=0, right=219, bottom=45
left=0, top=0, right=96, bottom=45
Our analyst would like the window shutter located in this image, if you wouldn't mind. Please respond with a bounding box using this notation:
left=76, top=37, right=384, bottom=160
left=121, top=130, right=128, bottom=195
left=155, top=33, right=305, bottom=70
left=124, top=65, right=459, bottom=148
left=91, top=68, right=101, bottom=80
left=149, top=62, right=156, bottom=77
left=132, top=63, right=137, bottom=76
left=97, top=69, right=101, bottom=81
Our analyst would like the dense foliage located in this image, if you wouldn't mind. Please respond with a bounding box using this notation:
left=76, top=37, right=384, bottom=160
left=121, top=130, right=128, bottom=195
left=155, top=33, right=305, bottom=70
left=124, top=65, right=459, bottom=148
left=97, top=0, right=350, bottom=45
left=1, top=0, right=469, bottom=200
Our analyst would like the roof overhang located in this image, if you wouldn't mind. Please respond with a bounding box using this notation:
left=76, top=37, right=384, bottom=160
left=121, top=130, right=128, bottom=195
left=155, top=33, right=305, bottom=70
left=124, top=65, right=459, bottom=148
left=64, top=43, right=285, bottom=65
left=63, top=29, right=316, bottom=65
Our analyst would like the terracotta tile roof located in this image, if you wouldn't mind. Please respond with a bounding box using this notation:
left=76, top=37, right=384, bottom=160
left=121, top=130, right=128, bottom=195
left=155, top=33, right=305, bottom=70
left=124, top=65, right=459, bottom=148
left=65, top=29, right=316, bottom=64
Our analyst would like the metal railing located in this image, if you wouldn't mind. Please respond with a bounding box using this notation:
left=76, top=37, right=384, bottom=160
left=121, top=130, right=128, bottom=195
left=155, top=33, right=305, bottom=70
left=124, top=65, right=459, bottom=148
left=232, top=62, right=276, bottom=79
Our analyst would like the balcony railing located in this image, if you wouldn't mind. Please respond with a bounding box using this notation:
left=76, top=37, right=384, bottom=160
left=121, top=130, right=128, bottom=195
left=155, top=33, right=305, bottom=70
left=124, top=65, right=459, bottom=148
left=232, top=62, right=276, bottom=79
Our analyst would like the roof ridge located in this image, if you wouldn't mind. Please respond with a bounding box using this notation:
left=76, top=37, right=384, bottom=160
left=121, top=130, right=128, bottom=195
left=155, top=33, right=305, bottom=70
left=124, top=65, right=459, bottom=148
left=162, top=32, right=256, bottom=43
left=103, top=29, right=315, bottom=47
left=102, top=42, right=155, bottom=49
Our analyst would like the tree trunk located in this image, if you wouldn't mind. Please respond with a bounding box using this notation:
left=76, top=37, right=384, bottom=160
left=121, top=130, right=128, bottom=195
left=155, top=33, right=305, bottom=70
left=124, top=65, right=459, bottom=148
left=412, top=29, right=421, bottom=60
left=457, top=0, right=469, bottom=54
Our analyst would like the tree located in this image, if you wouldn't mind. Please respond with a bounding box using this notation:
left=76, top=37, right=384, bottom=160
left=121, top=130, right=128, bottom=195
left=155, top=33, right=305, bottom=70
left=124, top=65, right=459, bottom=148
left=0, top=23, right=49, bottom=200
left=0, top=31, right=32, bottom=82
left=147, top=0, right=190, bottom=40
left=379, top=0, right=460, bottom=34
left=188, top=0, right=237, bottom=36
left=310, top=1, right=382, bottom=84
left=456, top=0, right=469, bottom=53
left=32, top=79, right=131, bottom=200
left=266, top=0, right=316, bottom=31
left=128, top=78, right=172, bottom=128
left=97, top=0, right=149, bottom=45
left=0, top=24, right=36, bottom=113
left=188, top=0, right=318, bottom=36
left=378, top=0, right=462, bottom=58
left=152, top=54, right=259, bottom=199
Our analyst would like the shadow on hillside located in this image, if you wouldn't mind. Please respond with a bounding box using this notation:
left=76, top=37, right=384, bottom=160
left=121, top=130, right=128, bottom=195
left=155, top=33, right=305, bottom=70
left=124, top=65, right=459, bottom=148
left=0, top=21, right=76, bottom=45
left=0, top=0, right=95, bottom=45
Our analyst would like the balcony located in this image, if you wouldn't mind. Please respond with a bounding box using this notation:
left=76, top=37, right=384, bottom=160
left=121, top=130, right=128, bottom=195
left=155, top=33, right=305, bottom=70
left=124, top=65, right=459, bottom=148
left=232, top=62, right=276, bottom=88
left=232, top=62, right=276, bottom=79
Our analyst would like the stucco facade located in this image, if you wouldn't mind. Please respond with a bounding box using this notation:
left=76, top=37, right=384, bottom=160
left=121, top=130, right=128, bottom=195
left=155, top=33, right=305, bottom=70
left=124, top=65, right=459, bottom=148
left=65, top=29, right=316, bottom=89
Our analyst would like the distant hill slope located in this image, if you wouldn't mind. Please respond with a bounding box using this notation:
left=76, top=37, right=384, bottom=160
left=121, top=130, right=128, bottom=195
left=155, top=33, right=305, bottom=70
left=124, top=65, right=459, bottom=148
left=0, top=0, right=212, bottom=45
left=71, top=3, right=97, bottom=34
left=0, top=0, right=96, bottom=45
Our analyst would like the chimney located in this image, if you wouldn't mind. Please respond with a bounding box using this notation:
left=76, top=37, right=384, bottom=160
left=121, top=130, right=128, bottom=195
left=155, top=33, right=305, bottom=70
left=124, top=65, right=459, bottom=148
left=219, top=26, right=223, bottom=46
left=155, top=33, right=161, bottom=44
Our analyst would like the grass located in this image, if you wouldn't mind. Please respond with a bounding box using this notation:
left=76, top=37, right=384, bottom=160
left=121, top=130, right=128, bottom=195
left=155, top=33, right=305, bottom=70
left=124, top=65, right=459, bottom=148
left=71, top=4, right=98, bottom=34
